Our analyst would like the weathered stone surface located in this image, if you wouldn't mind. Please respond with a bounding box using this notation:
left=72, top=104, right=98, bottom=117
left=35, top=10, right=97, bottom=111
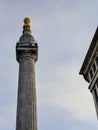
left=16, top=56, right=37, bottom=130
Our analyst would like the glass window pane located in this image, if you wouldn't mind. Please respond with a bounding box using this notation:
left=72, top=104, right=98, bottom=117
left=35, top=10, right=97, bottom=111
left=94, top=89, right=98, bottom=102
left=89, top=69, right=93, bottom=79
left=96, top=56, right=98, bottom=66
left=93, top=63, right=96, bottom=72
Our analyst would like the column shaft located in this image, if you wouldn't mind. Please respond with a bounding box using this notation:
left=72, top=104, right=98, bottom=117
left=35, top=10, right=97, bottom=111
left=16, top=56, right=37, bottom=130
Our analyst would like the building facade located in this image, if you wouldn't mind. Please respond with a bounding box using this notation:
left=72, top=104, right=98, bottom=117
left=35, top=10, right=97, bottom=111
left=80, top=27, right=98, bottom=118
left=16, top=17, right=38, bottom=130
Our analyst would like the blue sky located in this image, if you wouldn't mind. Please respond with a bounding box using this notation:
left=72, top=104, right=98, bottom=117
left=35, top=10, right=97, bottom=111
left=0, top=0, right=98, bottom=130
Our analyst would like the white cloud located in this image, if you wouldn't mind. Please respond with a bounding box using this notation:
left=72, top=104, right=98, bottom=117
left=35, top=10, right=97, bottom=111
left=0, top=103, right=16, bottom=129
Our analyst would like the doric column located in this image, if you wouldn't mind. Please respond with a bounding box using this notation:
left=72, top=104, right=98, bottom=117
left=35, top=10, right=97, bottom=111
left=16, top=17, right=38, bottom=130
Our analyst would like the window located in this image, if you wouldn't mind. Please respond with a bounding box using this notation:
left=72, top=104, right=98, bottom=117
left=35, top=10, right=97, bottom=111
left=94, top=88, right=98, bottom=102
left=89, top=69, right=93, bottom=79
left=96, top=56, right=98, bottom=66
left=93, top=63, right=96, bottom=73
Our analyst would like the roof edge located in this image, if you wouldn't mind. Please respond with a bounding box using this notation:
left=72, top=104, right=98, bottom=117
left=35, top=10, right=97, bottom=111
left=79, top=26, right=98, bottom=76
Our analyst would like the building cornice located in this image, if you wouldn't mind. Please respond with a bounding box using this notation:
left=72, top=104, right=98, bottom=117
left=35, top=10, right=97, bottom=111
left=79, top=27, right=98, bottom=81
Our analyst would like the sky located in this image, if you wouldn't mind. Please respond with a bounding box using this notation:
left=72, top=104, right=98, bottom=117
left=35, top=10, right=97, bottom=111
left=0, top=0, right=98, bottom=130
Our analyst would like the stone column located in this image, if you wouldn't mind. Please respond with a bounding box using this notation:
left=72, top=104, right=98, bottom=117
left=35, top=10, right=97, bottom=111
left=16, top=17, right=38, bottom=130
left=16, top=56, right=37, bottom=130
